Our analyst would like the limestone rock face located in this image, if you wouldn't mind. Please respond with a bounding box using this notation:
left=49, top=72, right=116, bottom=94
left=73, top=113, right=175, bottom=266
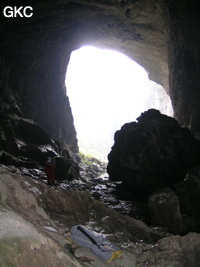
left=1, top=0, right=200, bottom=166
left=1, top=165, right=200, bottom=266
left=0, top=0, right=169, bottom=159
left=0, top=209, right=81, bottom=267
left=107, top=109, right=200, bottom=193
left=0, top=109, right=58, bottom=167
left=167, top=1, right=200, bottom=133
left=148, top=188, right=184, bottom=234
left=0, top=2, right=200, bottom=266
left=156, top=232, right=200, bottom=266
left=176, top=174, right=200, bottom=231
left=0, top=106, right=80, bottom=180
left=0, top=165, right=152, bottom=266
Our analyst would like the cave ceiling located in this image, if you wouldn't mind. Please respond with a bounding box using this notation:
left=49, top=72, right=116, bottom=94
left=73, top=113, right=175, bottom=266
left=1, top=0, right=169, bottom=92
left=2, top=0, right=200, bottom=151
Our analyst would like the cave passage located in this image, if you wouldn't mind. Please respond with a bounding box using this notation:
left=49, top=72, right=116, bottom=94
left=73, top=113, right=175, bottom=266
left=65, top=46, right=173, bottom=161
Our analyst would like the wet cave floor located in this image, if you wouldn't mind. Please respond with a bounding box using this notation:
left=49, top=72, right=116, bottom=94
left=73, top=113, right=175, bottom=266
left=15, top=161, right=151, bottom=226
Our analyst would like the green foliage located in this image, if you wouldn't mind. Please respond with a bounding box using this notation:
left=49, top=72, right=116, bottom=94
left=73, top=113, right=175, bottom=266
left=79, top=152, right=102, bottom=166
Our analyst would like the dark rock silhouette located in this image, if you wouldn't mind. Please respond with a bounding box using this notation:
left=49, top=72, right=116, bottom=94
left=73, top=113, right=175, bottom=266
left=175, top=173, right=200, bottom=231
left=1, top=1, right=200, bottom=266
left=107, top=109, right=200, bottom=194
left=148, top=188, right=184, bottom=234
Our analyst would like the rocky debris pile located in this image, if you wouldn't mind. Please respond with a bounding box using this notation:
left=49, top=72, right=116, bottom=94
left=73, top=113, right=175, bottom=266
left=107, top=109, right=200, bottom=235
left=14, top=157, right=200, bottom=236
left=0, top=104, right=80, bottom=181
left=13, top=164, right=150, bottom=225
left=0, top=108, right=57, bottom=167
left=107, top=109, right=200, bottom=194
left=77, top=155, right=150, bottom=222
left=90, top=181, right=150, bottom=223
left=79, top=154, right=107, bottom=182
left=55, top=156, right=80, bottom=182
left=148, top=188, right=184, bottom=234
left=1, top=165, right=200, bottom=267
left=174, top=172, right=200, bottom=233
left=147, top=177, right=200, bottom=234
left=1, top=104, right=200, bottom=247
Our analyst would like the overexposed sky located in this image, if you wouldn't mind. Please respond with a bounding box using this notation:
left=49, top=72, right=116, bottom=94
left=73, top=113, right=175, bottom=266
left=65, top=46, right=173, bottom=161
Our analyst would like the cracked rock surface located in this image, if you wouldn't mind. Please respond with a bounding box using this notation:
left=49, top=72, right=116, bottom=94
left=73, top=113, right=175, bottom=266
left=1, top=165, right=200, bottom=266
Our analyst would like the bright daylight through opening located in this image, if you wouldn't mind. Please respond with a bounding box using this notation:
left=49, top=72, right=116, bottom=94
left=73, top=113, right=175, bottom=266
left=65, top=46, right=173, bottom=162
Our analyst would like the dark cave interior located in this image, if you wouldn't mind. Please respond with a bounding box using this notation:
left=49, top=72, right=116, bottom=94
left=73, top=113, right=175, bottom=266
left=1, top=1, right=200, bottom=265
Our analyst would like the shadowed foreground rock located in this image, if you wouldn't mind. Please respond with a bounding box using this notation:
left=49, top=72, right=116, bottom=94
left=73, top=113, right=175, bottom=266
left=148, top=188, right=184, bottom=234
left=1, top=165, right=200, bottom=266
left=175, top=173, right=200, bottom=231
left=107, top=109, right=200, bottom=194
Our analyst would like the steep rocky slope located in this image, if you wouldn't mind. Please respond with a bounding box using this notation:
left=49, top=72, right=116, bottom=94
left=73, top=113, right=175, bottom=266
left=0, top=165, right=200, bottom=266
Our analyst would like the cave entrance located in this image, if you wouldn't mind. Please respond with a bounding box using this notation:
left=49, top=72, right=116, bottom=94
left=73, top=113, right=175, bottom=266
left=65, top=46, right=173, bottom=162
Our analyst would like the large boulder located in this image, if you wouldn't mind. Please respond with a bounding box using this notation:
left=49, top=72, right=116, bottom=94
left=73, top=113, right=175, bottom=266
left=175, top=173, right=200, bottom=231
left=107, top=109, right=200, bottom=194
left=156, top=233, right=200, bottom=266
left=55, top=156, right=80, bottom=181
left=148, top=188, right=184, bottom=234
left=0, top=110, right=58, bottom=167
left=0, top=107, right=80, bottom=177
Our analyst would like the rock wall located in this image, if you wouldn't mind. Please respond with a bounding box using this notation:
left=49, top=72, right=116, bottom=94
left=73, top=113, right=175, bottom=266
left=0, top=1, right=200, bottom=158
left=1, top=2, right=200, bottom=266
left=166, top=0, right=200, bottom=133
left=0, top=15, right=78, bottom=154
left=0, top=0, right=169, bottom=159
left=1, top=1, right=200, bottom=158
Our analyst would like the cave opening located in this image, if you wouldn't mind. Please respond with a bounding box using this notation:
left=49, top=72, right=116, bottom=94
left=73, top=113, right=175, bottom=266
left=65, top=46, right=173, bottom=162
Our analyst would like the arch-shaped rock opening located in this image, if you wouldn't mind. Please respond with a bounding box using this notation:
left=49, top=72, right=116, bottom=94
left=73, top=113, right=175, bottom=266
left=0, top=1, right=200, bottom=160
left=0, top=0, right=171, bottom=159
left=66, top=45, right=173, bottom=161
left=1, top=2, right=200, bottom=266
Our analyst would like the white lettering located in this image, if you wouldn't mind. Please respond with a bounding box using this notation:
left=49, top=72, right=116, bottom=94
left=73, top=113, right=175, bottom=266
left=3, top=6, right=13, bottom=18
left=23, top=6, right=33, bottom=18
left=3, top=6, right=33, bottom=18
left=14, top=6, right=23, bottom=17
